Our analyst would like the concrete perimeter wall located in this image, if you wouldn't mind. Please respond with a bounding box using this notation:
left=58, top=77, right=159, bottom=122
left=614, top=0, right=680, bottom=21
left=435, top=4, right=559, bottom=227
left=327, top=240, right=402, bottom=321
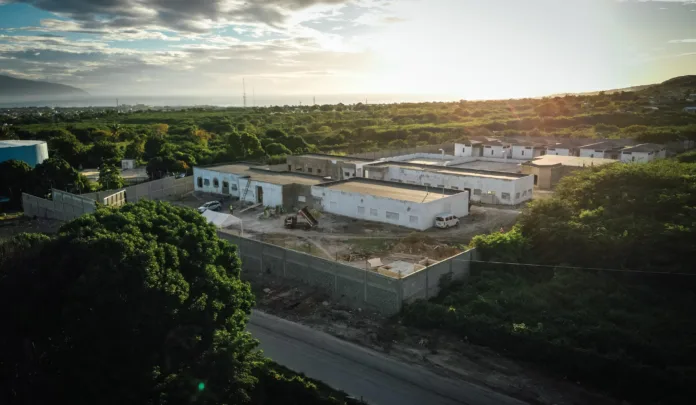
left=23, top=190, right=96, bottom=221
left=401, top=248, right=477, bottom=303
left=83, top=176, right=194, bottom=204
left=220, top=233, right=404, bottom=315
left=347, top=143, right=454, bottom=160
left=220, top=232, right=477, bottom=314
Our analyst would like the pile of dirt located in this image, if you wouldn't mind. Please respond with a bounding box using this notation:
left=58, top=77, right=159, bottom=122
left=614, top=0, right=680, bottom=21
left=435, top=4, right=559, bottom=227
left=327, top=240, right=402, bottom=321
left=392, top=233, right=462, bottom=260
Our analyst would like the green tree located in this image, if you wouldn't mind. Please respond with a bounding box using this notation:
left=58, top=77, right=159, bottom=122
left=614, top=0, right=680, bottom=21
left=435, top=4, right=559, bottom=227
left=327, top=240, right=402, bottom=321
left=47, top=132, right=83, bottom=167
left=98, top=164, right=125, bottom=190
left=144, top=135, right=167, bottom=160
left=0, top=160, right=32, bottom=209
left=31, top=157, right=82, bottom=196
left=264, top=143, right=292, bottom=156
left=0, top=124, right=17, bottom=140
left=87, top=141, right=123, bottom=167
left=241, top=133, right=265, bottom=158
left=0, top=201, right=261, bottom=404
left=124, top=139, right=145, bottom=161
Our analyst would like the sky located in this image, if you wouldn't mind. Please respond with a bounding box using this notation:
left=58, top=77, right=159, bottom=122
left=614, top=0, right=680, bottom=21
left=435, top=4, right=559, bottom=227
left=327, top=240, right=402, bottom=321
left=0, top=0, right=695, bottom=100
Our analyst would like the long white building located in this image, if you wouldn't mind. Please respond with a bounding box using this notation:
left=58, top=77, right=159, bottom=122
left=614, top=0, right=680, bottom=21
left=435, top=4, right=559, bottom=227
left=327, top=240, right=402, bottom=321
left=311, top=178, right=469, bottom=231
left=363, top=162, right=534, bottom=206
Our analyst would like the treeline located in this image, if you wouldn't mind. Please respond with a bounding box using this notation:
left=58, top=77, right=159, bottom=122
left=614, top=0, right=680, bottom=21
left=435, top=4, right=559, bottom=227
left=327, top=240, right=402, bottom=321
left=0, top=201, right=360, bottom=405
left=403, top=157, right=696, bottom=404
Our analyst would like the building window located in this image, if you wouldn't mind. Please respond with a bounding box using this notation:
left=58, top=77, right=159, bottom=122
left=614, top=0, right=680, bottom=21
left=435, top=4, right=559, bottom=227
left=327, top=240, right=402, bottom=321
left=473, top=189, right=482, bottom=196
left=307, top=167, right=313, bottom=173
left=386, top=211, right=399, bottom=221
left=522, top=190, right=527, bottom=197
left=357, top=206, right=365, bottom=215
left=204, top=179, right=210, bottom=186
left=491, top=150, right=494, bottom=155
left=515, top=192, right=520, bottom=200
left=330, top=201, right=337, bottom=209
left=213, top=178, right=219, bottom=188
left=288, top=165, right=292, bottom=171
left=528, top=189, right=533, bottom=195
left=451, top=186, right=459, bottom=190
left=590, top=154, right=594, bottom=158
left=409, top=215, right=418, bottom=224
left=521, top=150, right=525, bottom=156
left=298, top=196, right=306, bottom=202
left=501, top=192, right=510, bottom=200
left=231, top=184, right=238, bottom=191
left=197, top=177, right=203, bottom=188
left=317, top=169, right=322, bottom=174
left=632, top=156, right=636, bottom=162
left=370, top=208, right=378, bottom=217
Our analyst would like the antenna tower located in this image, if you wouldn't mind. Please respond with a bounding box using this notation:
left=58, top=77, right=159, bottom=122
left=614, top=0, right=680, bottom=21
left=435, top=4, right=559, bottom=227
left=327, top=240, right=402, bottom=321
left=243, top=78, right=247, bottom=108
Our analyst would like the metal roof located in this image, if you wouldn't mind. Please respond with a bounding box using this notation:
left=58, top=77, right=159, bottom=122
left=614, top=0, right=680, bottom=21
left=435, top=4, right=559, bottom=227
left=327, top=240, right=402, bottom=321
left=524, top=155, right=617, bottom=168
left=367, top=161, right=528, bottom=180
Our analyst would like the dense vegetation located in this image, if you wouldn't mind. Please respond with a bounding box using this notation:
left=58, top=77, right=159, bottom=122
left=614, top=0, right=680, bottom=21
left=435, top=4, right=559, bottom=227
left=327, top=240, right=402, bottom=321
left=2, top=77, right=696, bottom=208
left=403, top=157, right=696, bottom=404
left=0, top=201, right=358, bottom=405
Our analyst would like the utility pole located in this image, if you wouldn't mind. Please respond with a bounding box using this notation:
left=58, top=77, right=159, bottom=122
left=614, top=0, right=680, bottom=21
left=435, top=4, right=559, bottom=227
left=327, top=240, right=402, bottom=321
left=243, top=78, right=247, bottom=108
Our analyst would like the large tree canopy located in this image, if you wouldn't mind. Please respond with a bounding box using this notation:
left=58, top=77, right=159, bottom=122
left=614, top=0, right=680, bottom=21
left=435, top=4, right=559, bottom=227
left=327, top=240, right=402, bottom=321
left=0, top=201, right=261, bottom=404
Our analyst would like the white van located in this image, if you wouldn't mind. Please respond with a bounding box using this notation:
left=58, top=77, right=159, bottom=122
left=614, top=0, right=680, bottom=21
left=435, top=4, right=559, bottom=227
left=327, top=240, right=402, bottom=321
left=435, top=213, right=459, bottom=229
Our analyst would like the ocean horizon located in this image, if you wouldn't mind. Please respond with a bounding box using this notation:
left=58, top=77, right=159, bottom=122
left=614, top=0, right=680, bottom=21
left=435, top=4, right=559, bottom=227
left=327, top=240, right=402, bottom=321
left=0, top=93, right=462, bottom=108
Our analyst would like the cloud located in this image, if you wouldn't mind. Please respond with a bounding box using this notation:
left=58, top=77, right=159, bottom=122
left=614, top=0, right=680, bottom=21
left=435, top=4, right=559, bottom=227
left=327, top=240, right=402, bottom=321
left=8, top=0, right=358, bottom=33
left=669, top=39, right=696, bottom=43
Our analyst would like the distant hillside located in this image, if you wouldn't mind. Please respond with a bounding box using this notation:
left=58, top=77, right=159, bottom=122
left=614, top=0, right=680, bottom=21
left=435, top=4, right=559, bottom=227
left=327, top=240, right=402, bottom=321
left=0, top=74, right=88, bottom=98
left=655, top=75, right=696, bottom=89
left=549, top=84, right=654, bottom=97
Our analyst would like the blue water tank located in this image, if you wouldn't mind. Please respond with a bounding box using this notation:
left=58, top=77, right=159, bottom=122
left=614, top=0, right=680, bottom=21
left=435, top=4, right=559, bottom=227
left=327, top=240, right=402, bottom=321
left=0, top=140, right=49, bottom=167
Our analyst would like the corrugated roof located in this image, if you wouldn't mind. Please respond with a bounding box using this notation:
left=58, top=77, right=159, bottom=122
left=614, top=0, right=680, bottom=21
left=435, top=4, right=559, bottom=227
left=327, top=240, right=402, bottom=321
left=621, top=143, right=664, bottom=153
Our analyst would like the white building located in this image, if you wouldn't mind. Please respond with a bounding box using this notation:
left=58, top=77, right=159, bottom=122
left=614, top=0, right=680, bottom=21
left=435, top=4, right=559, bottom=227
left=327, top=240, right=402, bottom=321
left=578, top=141, right=628, bottom=159
left=193, top=164, right=322, bottom=208
left=311, top=178, right=469, bottom=231
left=684, top=107, right=696, bottom=114
left=620, top=143, right=666, bottom=163
left=455, top=139, right=510, bottom=158
left=363, top=162, right=534, bottom=206
left=510, top=142, right=545, bottom=160
left=545, top=143, right=574, bottom=156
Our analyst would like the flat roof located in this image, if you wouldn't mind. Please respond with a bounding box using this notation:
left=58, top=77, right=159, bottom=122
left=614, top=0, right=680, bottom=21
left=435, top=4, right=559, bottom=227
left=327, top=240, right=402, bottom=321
left=316, top=178, right=461, bottom=203
left=0, top=140, right=46, bottom=147
left=621, top=143, right=664, bottom=153
left=369, top=161, right=527, bottom=180
left=199, top=164, right=323, bottom=186
left=447, top=160, right=523, bottom=173
left=292, top=153, right=374, bottom=163
left=525, top=155, right=617, bottom=168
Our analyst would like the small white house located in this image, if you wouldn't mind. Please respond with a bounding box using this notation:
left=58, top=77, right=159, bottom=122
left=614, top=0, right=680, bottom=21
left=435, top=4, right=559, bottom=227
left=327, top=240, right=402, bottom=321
left=684, top=107, right=696, bottom=114
left=620, top=144, right=666, bottom=163
left=482, top=141, right=510, bottom=159
left=311, top=178, right=469, bottom=231
left=121, top=159, right=136, bottom=170
left=578, top=141, right=626, bottom=159
left=510, top=143, right=545, bottom=160
left=545, top=145, right=572, bottom=156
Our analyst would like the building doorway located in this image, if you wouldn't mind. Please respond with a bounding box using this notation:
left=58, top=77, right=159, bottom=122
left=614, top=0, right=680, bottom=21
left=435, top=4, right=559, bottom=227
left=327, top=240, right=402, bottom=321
left=222, top=181, right=229, bottom=194
left=256, top=186, right=264, bottom=204
left=533, top=174, right=538, bottom=185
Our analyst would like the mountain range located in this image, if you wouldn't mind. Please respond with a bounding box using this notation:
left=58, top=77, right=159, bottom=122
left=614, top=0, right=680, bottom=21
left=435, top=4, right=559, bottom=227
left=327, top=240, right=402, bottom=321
left=0, top=74, right=88, bottom=98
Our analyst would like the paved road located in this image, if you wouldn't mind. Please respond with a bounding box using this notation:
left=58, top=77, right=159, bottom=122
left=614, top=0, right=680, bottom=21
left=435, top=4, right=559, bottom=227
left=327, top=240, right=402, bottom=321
left=248, top=311, right=527, bottom=405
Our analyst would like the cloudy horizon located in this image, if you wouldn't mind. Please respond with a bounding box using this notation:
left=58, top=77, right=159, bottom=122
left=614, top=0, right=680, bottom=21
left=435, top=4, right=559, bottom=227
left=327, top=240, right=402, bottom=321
left=0, top=0, right=695, bottom=100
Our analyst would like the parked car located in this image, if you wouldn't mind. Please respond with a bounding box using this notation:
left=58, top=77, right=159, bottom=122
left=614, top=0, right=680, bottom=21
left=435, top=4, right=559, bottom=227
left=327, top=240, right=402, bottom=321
left=435, top=213, right=459, bottom=229
left=197, top=201, right=222, bottom=213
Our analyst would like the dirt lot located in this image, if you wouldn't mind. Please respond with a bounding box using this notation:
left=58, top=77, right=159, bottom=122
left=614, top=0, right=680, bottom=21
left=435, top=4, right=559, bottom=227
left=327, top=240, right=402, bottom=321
left=169, top=192, right=521, bottom=266
left=0, top=214, right=63, bottom=241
